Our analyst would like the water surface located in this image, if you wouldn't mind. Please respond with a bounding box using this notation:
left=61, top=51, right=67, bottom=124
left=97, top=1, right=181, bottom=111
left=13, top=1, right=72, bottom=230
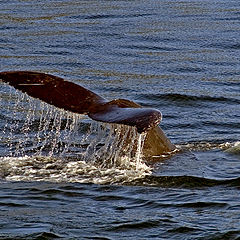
left=0, top=0, right=240, bottom=239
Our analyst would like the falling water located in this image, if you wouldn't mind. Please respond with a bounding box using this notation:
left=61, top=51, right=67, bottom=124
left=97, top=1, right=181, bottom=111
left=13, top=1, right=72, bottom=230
left=0, top=85, right=152, bottom=183
left=1, top=90, right=84, bottom=158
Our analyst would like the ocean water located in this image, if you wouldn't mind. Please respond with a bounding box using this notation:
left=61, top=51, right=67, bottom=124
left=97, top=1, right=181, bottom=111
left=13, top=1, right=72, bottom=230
left=0, top=0, right=240, bottom=239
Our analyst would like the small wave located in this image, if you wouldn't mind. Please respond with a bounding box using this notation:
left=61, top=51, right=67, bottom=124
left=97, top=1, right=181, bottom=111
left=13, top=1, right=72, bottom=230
left=207, top=42, right=240, bottom=50
left=108, top=219, right=161, bottom=231
left=170, top=66, right=205, bottom=73
left=71, top=13, right=152, bottom=20
left=122, top=44, right=179, bottom=52
left=5, top=231, right=63, bottom=240
left=199, top=230, right=240, bottom=240
left=175, top=201, right=227, bottom=209
left=139, top=93, right=240, bottom=105
left=176, top=141, right=234, bottom=152
left=168, top=226, right=202, bottom=234
left=181, top=140, right=240, bottom=154
left=0, top=202, right=26, bottom=208
left=128, top=175, right=240, bottom=188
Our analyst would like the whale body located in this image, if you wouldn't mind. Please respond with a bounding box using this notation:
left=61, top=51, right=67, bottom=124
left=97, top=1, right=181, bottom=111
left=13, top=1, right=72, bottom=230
left=0, top=71, right=175, bottom=158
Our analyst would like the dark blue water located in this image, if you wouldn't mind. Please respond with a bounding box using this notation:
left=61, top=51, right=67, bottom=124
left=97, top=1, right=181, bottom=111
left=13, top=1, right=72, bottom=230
left=0, top=0, right=240, bottom=239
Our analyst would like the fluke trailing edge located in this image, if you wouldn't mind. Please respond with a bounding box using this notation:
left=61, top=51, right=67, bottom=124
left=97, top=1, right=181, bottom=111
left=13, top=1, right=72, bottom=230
left=0, top=71, right=175, bottom=157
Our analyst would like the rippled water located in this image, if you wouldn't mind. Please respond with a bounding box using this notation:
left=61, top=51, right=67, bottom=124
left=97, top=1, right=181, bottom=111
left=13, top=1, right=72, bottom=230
left=0, top=0, right=240, bottom=239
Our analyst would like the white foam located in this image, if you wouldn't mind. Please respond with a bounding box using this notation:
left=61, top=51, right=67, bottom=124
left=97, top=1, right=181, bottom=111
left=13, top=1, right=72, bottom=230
left=0, top=154, right=151, bottom=184
left=224, top=141, right=240, bottom=154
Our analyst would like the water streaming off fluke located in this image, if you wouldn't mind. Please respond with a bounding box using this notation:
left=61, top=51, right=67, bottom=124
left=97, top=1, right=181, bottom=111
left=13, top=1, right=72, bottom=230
left=0, top=86, right=151, bottom=184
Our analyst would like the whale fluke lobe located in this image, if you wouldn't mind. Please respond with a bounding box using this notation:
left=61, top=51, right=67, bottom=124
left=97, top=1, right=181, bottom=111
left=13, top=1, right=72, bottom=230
left=0, top=71, right=162, bottom=133
left=89, top=106, right=161, bottom=133
left=0, top=71, right=105, bottom=115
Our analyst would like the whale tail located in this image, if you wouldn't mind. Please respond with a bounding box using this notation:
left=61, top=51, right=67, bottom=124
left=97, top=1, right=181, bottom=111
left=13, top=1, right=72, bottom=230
left=0, top=71, right=161, bottom=133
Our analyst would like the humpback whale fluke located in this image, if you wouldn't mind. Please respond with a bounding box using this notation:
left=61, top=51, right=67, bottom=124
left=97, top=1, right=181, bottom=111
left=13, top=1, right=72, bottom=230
left=0, top=71, right=175, bottom=157
left=0, top=71, right=161, bottom=133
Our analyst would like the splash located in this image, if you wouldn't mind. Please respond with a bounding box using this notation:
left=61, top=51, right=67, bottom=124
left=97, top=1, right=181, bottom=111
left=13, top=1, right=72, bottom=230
left=224, top=142, right=240, bottom=154
left=0, top=86, right=151, bottom=183
left=176, top=141, right=237, bottom=152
